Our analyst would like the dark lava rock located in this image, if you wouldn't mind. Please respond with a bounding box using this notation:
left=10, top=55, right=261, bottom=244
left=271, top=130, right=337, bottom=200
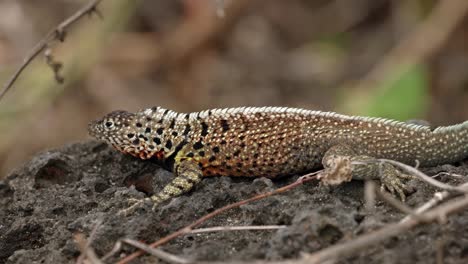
left=1, top=141, right=468, bottom=263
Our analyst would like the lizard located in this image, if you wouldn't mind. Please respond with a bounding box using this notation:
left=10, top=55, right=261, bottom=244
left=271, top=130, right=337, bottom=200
left=88, top=106, right=468, bottom=215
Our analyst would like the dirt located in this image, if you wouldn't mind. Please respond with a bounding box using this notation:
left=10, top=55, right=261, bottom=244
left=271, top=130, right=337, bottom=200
left=1, top=141, right=468, bottom=263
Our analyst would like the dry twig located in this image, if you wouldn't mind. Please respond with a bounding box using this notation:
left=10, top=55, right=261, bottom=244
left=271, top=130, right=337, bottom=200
left=359, top=158, right=468, bottom=219
left=0, top=0, right=103, bottom=101
left=301, top=195, right=468, bottom=264
left=380, top=159, right=468, bottom=193
left=433, top=171, right=464, bottom=179
left=74, top=233, right=103, bottom=264
left=436, top=238, right=445, bottom=264
left=376, top=189, right=417, bottom=217
left=159, top=192, right=468, bottom=264
left=401, top=181, right=468, bottom=223
left=190, top=225, right=286, bottom=234
left=121, top=238, right=191, bottom=264
left=116, top=171, right=320, bottom=264
left=363, top=180, right=377, bottom=210
left=75, top=219, right=103, bottom=264
left=115, top=159, right=467, bottom=264
left=101, top=241, right=122, bottom=261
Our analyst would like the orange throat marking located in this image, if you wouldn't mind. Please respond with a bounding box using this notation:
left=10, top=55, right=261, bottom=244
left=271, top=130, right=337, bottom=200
left=154, top=151, right=165, bottom=160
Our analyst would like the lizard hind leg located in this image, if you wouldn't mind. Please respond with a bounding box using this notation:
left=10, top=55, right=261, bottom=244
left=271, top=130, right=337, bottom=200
left=118, top=159, right=203, bottom=216
left=321, top=144, right=413, bottom=201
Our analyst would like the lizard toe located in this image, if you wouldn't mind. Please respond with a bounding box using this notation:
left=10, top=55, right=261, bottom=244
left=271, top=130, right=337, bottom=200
left=118, top=198, right=152, bottom=216
left=379, top=162, right=416, bottom=201
left=396, top=172, right=415, bottom=180
left=380, top=168, right=412, bottom=201
left=394, top=182, right=406, bottom=202
left=382, top=181, right=396, bottom=197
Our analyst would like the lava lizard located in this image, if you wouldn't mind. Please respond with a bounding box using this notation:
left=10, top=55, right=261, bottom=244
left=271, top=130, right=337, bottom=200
left=88, top=106, right=468, bottom=215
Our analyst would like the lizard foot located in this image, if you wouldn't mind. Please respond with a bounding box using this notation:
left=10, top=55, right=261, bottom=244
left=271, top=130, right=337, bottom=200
left=379, top=163, right=414, bottom=201
left=118, top=197, right=152, bottom=216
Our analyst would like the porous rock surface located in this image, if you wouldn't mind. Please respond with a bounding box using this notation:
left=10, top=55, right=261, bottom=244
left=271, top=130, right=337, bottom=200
left=1, top=141, right=468, bottom=263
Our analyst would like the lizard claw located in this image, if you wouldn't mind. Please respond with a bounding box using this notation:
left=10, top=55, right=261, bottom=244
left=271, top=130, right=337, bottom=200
left=379, top=164, right=412, bottom=202
left=118, top=198, right=152, bottom=216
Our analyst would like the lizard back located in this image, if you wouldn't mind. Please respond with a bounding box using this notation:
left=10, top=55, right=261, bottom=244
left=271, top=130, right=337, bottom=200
left=88, top=106, right=468, bottom=177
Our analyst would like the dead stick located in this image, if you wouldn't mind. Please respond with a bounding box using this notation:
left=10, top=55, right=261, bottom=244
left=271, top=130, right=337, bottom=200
left=0, top=0, right=103, bottom=101
left=121, top=238, right=191, bottom=264
left=401, top=181, right=468, bottom=223
left=380, top=159, right=467, bottom=193
left=303, top=195, right=468, bottom=264
left=116, top=172, right=319, bottom=264
left=189, top=225, right=286, bottom=234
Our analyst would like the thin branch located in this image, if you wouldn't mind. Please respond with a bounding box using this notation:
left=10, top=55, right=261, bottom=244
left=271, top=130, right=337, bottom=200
left=436, top=238, right=445, bottom=264
left=364, top=180, right=377, bottom=210
left=366, top=178, right=422, bottom=220
left=0, top=0, right=103, bottom=102
left=74, top=233, right=104, bottom=264
left=121, top=239, right=191, bottom=264
left=380, top=159, right=468, bottom=193
left=116, top=171, right=320, bottom=264
left=301, top=195, right=468, bottom=264
left=433, top=172, right=464, bottom=179
left=87, top=218, right=103, bottom=248
left=161, top=195, right=468, bottom=264
left=101, top=241, right=122, bottom=261
left=355, top=158, right=468, bottom=218
left=377, top=189, right=415, bottom=215
left=115, top=161, right=468, bottom=264
left=189, top=225, right=287, bottom=234
left=75, top=218, right=103, bottom=264
left=401, top=181, right=468, bottom=223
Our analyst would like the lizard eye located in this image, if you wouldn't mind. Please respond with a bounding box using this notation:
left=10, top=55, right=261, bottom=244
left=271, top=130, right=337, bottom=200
left=105, top=121, right=114, bottom=128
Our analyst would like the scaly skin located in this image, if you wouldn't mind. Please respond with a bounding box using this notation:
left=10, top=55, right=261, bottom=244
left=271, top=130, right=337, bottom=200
left=88, top=106, right=468, bottom=215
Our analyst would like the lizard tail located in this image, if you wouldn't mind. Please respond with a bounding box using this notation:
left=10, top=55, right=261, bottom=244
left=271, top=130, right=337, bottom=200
left=429, top=120, right=468, bottom=164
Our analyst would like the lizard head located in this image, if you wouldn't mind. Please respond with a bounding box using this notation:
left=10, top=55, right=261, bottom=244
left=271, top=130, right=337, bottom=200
left=88, top=110, right=141, bottom=154
left=89, top=107, right=185, bottom=161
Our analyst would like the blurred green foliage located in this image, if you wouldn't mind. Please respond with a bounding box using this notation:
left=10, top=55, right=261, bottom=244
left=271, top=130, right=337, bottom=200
left=364, top=65, right=429, bottom=120
left=340, top=65, right=429, bottom=121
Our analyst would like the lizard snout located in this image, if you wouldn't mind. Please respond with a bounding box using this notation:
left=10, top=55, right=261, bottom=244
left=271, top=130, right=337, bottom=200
left=87, top=120, right=101, bottom=138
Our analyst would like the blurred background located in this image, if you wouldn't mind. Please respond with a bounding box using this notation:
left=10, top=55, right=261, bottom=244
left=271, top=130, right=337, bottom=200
left=0, top=0, right=468, bottom=178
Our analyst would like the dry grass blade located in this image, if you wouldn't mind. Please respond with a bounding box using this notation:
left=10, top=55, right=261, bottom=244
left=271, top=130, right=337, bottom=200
left=122, top=238, right=191, bottom=264
left=190, top=225, right=287, bottom=234
left=376, top=189, right=423, bottom=219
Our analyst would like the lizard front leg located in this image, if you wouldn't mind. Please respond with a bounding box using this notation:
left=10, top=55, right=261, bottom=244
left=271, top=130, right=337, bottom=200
left=321, top=144, right=413, bottom=200
left=119, top=159, right=202, bottom=216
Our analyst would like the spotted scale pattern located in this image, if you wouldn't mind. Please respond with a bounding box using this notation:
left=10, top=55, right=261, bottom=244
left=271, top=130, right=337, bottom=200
left=89, top=106, right=468, bottom=178
left=88, top=106, right=468, bottom=214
